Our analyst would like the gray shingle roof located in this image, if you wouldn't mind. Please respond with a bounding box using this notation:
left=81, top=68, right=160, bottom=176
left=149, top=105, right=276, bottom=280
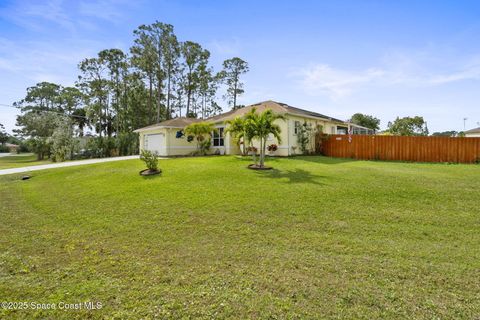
left=206, top=100, right=346, bottom=123
left=465, top=127, right=480, bottom=134
left=134, top=100, right=346, bottom=132
left=133, top=117, right=202, bottom=132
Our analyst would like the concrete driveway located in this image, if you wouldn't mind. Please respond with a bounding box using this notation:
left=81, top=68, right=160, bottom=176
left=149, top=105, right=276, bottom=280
left=0, top=155, right=143, bottom=176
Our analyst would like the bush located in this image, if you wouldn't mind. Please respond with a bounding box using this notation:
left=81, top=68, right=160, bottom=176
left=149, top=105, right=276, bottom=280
left=116, top=132, right=139, bottom=156
left=247, top=146, right=257, bottom=154
left=16, top=142, right=30, bottom=153
left=267, top=144, right=278, bottom=152
left=0, top=144, right=10, bottom=153
left=84, top=136, right=116, bottom=158
left=140, top=150, right=159, bottom=171
left=78, top=134, right=138, bottom=159
left=49, top=119, right=78, bottom=162
left=199, top=138, right=211, bottom=155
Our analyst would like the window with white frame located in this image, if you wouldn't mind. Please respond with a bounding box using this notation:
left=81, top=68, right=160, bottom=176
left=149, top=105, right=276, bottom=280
left=213, top=127, right=224, bottom=146
left=294, top=121, right=301, bottom=134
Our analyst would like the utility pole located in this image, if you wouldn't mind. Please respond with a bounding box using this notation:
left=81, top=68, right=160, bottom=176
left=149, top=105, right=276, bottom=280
left=463, top=117, right=468, bottom=130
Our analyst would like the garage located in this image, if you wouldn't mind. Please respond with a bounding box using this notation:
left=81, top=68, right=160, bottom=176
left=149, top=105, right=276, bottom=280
left=134, top=117, right=203, bottom=156
left=144, top=133, right=166, bottom=156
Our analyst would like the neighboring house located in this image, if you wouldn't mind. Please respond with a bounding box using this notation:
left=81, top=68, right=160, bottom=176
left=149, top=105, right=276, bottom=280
left=465, top=127, right=480, bottom=137
left=5, top=143, right=19, bottom=153
left=134, top=100, right=374, bottom=156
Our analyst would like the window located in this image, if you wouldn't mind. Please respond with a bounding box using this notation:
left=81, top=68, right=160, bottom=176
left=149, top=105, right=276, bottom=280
left=213, top=127, right=224, bottom=146
left=294, top=121, right=301, bottom=134
left=336, top=126, right=348, bottom=135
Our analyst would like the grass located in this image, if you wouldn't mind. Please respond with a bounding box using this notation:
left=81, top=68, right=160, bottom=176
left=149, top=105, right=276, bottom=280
left=1, top=155, right=479, bottom=319
left=0, top=153, right=51, bottom=169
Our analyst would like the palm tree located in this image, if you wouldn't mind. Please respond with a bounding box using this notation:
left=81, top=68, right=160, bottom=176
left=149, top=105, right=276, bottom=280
left=184, top=121, right=216, bottom=155
left=225, top=116, right=247, bottom=155
left=244, top=108, right=285, bottom=167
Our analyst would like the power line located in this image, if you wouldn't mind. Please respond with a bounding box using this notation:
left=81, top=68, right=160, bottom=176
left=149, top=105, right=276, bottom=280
left=0, top=103, right=88, bottom=119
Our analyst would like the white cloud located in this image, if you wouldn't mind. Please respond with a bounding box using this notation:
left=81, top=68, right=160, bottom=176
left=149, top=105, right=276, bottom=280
left=208, top=38, right=242, bottom=56
left=78, top=0, right=134, bottom=23
left=0, top=37, right=101, bottom=85
left=0, top=0, right=75, bottom=32
left=295, top=52, right=480, bottom=99
left=297, top=64, right=384, bottom=98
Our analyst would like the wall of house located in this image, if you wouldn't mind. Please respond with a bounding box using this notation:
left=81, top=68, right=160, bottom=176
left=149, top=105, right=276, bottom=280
left=466, top=132, right=480, bottom=137
left=224, top=134, right=241, bottom=155
left=281, top=115, right=342, bottom=156
left=139, top=127, right=197, bottom=156
left=165, top=128, right=198, bottom=155
left=139, top=115, right=347, bottom=157
left=222, top=115, right=344, bottom=157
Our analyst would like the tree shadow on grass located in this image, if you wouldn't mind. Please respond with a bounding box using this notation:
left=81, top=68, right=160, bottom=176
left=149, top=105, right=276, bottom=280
left=140, top=173, right=162, bottom=180
left=253, top=168, right=325, bottom=185
left=287, top=155, right=356, bottom=165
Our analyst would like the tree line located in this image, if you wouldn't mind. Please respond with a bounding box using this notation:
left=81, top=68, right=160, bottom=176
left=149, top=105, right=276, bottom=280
left=349, top=113, right=469, bottom=136
left=12, top=21, right=249, bottom=160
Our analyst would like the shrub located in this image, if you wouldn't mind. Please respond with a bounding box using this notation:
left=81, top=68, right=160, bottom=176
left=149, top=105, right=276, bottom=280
left=49, top=119, right=78, bottom=162
left=140, top=150, right=159, bottom=172
left=184, top=122, right=216, bottom=156
left=16, top=142, right=30, bottom=153
left=116, top=132, right=139, bottom=156
left=297, top=121, right=313, bottom=154
left=0, top=144, right=10, bottom=153
left=199, top=138, right=211, bottom=154
left=247, top=146, right=257, bottom=154
left=84, top=136, right=116, bottom=158
left=267, top=144, right=278, bottom=152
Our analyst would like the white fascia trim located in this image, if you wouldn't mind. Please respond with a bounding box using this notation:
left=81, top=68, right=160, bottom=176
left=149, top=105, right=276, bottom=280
left=285, top=112, right=346, bottom=124
left=135, top=126, right=185, bottom=132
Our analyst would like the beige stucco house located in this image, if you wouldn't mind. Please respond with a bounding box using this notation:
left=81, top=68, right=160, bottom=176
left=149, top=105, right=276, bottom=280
left=465, top=127, right=480, bottom=138
left=134, top=100, right=373, bottom=156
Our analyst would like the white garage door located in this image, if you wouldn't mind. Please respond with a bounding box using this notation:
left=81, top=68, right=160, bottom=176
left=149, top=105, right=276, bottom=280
left=144, top=133, right=166, bottom=155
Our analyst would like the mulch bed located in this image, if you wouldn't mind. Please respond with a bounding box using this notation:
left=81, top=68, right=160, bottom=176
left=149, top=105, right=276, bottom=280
left=139, top=169, right=161, bottom=176
left=247, top=164, right=273, bottom=170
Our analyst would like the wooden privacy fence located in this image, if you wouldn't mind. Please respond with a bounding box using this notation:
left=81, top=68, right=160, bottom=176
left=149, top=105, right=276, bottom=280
left=316, top=134, right=480, bottom=163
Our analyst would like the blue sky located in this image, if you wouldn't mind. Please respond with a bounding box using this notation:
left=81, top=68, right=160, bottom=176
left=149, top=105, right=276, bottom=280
left=1, top=0, right=480, bottom=133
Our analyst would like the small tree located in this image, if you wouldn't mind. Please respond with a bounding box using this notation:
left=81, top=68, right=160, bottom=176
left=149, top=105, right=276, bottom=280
left=349, top=113, right=380, bottom=132
left=140, top=149, right=159, bottom=172
left=49, top=117, right=77, bottom=162
left=184, top=122, right=216, bottom=155
left=15, top=112, right=58, bottom=160
left=244, top=108, right=285, bottom=168
left=387, top=116, right=429, bottom=136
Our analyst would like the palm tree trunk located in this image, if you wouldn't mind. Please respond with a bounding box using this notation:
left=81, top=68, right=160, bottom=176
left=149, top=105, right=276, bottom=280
left=259, top=138, right=264, bottom=167
left=242, top=135, right=246, bottom=155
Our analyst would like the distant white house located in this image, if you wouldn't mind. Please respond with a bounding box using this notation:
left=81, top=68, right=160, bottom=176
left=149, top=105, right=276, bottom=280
left=465, top=127, right=480, bottom=138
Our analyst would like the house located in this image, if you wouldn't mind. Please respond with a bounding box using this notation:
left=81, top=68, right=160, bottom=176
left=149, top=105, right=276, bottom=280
left=465, top=127, right=480, bottom=138
left=134, top=100, right=374, bottom=156
left=5, top=143, right=19, bottom=153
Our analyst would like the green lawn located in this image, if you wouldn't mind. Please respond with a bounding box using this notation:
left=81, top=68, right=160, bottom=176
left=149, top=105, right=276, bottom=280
left=0, top=153, right=51, bottom=169
left=1, top=156, right=479, bottom=319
